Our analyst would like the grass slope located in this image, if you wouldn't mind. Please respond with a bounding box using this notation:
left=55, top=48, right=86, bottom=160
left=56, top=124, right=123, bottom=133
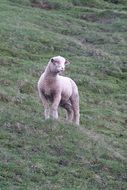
left=0, top=0, right=127, bottom=189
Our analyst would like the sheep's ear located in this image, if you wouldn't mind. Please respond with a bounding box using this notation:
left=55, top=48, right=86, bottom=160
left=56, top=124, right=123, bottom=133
left=51, top=58, right=56, bottom=65
left=65, top=59, right=70, bottom=65
left=51, top=58, right=54, bottom=63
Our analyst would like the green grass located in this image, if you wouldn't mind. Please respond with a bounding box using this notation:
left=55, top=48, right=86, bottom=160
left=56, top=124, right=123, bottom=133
left=0, top=0, right=127, bottom=189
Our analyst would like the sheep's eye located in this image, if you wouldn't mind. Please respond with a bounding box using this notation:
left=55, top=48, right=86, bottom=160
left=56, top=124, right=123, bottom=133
left=55, top=61, right=60, bottom=65
left=52, top=61, right=57, bottom=65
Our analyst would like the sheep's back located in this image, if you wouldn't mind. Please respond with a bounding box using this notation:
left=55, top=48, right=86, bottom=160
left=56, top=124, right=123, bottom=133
left=58, top=76, right=73, bottom=98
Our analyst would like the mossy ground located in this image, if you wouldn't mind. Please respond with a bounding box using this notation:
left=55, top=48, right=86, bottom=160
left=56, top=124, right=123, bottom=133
left=0, top=0, right=127, bottom=189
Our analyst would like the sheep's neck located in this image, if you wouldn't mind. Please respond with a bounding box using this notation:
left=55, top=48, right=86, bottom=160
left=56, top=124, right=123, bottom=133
left=44, top=73, right=58, bottom=87
left=45, top=66, right=58, bottom=78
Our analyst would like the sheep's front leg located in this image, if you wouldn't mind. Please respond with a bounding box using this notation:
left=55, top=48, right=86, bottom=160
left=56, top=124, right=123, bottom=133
left=43, top=102, right=50, bottom=119
left=43, top=100, right=50, bottom=119
left=38, top=91, right=50, bottom=119
left=51, top=94, right=61, bottom=120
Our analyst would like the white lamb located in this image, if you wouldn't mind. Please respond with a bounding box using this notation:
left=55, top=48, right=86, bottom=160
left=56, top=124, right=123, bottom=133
left=37, top=56, right=80, bottom=125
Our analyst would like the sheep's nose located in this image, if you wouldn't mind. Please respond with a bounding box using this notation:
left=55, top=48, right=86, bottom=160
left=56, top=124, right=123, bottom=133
left=58, top=66, right=64, bottom=72
left=61, top=67, right=65, bottom=71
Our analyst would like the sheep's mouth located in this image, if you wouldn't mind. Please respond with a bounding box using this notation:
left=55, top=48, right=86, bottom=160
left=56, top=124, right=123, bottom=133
left=57, top=69, right=64, bottom=73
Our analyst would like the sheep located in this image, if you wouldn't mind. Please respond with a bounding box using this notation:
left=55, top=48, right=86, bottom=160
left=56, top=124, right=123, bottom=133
left=37, top=56, right=80, bottom=125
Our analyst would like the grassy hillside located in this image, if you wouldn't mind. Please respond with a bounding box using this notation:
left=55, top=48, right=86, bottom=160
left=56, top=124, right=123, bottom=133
left=0, top=0, right=127, bottom=189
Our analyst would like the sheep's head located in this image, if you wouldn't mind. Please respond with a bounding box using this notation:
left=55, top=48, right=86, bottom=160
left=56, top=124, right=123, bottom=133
left=49, top=56, right=70, bottom=74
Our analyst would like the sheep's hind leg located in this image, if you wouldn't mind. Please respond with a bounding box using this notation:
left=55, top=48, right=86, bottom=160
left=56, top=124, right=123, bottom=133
left=61, top=102, right=73, bottom=122
left=70, top=96, right=80, bottom=125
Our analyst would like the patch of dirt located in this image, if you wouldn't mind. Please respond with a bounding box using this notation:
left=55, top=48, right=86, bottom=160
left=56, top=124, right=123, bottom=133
left=81, top=12, right=118, bottom=24
left=58, top=159, right=69, bottom=166
left=18, top=80, right=34, bottom=94
left=0, top=93, right=10, bottom=102
left=3, top=122, right=27, bottom=133
left=30, top=0, right=59, bottom=10
left=0, top=57, right=17, bottom=66
left=0, top=79, right=11, bottom=86
left=30, top=68, right=42, bottom=77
